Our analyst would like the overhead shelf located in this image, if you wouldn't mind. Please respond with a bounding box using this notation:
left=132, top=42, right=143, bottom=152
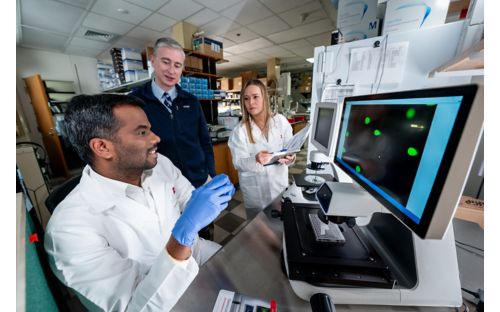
left=429, top=39, right=483, bottom=78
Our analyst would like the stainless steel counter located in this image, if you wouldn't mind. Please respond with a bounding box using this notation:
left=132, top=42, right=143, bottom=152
left=173, top=200, right=456, bottom=312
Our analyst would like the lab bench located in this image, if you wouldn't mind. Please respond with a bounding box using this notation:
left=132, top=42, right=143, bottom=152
left=212, top=140, right=238, bottom=185
left=173, top=199, right=458, bottom=312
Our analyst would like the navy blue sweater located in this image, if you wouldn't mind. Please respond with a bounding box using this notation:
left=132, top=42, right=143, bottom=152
left=130, top=82, right=215, bottom=187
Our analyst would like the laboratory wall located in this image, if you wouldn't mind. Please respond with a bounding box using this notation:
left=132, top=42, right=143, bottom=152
left=16, top=47, right=101, bottom=146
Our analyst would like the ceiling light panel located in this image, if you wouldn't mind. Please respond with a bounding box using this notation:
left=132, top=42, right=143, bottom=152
left=91, top=0, right=152, bottom=24
left=158, top=0, right=203, bottom=20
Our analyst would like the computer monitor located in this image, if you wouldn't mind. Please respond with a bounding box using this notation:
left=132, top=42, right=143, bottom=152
left=333, top=85, right=481, bottom=239
left=310, top=102, right=341, bottom=157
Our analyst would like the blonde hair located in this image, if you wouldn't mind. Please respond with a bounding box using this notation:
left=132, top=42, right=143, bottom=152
left=240, top=79, right=273, bottom=144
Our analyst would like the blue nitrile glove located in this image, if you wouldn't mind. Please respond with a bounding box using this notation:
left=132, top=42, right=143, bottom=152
left=172, top=174, right=235, bottom=247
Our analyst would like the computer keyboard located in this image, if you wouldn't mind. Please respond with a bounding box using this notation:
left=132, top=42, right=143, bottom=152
left=308, top=213, right=346, bottom=244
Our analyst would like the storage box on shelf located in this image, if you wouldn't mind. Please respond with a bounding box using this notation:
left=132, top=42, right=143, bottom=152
left=192, top=36, right=223, bottom=60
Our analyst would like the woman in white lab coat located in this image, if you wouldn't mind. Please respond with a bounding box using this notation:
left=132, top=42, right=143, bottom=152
left=228, top=79, right=295, bottom=209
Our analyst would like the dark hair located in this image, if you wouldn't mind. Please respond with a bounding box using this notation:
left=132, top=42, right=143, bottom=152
left=64, top=94, right=144, bottom=166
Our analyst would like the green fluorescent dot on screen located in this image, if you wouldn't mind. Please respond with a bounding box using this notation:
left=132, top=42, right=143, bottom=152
left=364, top=116, right=371, bottom=125
left=373, top=129, right=381, bottom=136
left=407, top=147, right=419, bottom=156
left=355, top=165, right=361, bottom=173
left=406, top=108, right=416, bottom=119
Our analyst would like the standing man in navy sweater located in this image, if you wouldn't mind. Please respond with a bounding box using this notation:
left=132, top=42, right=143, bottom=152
left=131, top=37, right=215, bottom=188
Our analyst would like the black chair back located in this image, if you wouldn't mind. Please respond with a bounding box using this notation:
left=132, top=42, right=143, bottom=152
left=45, top=174, right=82, bottom=214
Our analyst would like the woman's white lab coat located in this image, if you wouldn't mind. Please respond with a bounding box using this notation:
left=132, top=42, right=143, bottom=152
left=228, top=114, right=294, bottom=209
left=44, top=154, right=219, bottom=311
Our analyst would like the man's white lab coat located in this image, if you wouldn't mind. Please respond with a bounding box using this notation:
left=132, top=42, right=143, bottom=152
left=44, top=154, right=219, bottom=311
left=228, top=114, right=294, bottom=209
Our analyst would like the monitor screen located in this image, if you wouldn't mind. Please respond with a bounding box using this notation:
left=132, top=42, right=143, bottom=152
left=310, top=102, right=340, bottom=156
left=334, top=85, right=480, bottom=239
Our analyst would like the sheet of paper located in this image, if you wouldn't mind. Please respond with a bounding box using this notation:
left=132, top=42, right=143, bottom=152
left=284, top=123, right=310, bottom=151
left=347, top=46, right=382, bottom=84
left=321, top=84, right=356, bottom=103
left=379, top=41, right=409, bottom=84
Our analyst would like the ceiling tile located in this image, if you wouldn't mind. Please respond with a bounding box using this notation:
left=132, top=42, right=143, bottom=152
left=210, top=36, right=237, bottom=49
left=185, top=9, right=219, bottom=27
left=158, top=0, right=203, bottom=20
left=57, top=0, right=92, bottom=9
left=293, top=46, right=315, bottom=58
left=141, top=13, right=176, bottom=32
left=279, top=3, right=327, bottom=27
left=246, top=16, right=290, bottom=36
left=259, top=45, right=295, bottom=58
left=68, top=37, right=112, bottom=49
left=225, top=38, right=273, bottom=54
left=91, top=0, right=152, bottom=24
left=83, top=12, right=135, bottom=35
left=21, top=0, right=85, bottom=35
left=267, top=19, right=333, bottom=44
left=113, top=36, right=153, bottom=49
left=223, top=27, right=259, bottom=43
left=306, top=31, right=331, bottom=47
left=65, top=45, right=106, bottom=57
left=238, top=51, right=268, bottom=61
left=280, top=39, right=310, bottom=50
left=128, top=26, right=168, bottom=42
left=259, top=0, right=314, bottom=14
left=200, top=17, right=241, bottom=37
left=20, top=26, right=69, bottom=51
left=123, top=0, right=170, bottom=11
left=192, top=0, right=243, bottom=12
left=221, top=0, right=273, bottom=25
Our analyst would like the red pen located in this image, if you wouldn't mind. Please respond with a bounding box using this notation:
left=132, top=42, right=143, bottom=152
left=270, top=299, right=277, bottom=312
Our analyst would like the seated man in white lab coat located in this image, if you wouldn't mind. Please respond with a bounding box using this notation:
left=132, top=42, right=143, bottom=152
left=44, top=94, right=235, bottom=311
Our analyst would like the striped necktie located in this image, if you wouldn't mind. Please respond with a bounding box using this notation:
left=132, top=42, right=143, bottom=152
left=162, top=93, right=173, bottom=114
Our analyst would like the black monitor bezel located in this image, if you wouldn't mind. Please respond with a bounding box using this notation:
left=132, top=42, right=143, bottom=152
left=334, top=85, right=478, bottom=238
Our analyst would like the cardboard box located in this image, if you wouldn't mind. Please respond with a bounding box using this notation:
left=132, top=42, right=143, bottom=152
left=337, top=0, right=378, bottom=29
left=382, top=0, right=450, bottom=35
left=185, top=55, right=203, bottom=72
left=220, top=78, right=233, bottom=91
left=342, top=18, right=380, bottom=42
left=232, top=77, right=242, bottom=91
left=193, top=36, right=223, bottom=59
left=171, top=21, right=198, bottom=50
